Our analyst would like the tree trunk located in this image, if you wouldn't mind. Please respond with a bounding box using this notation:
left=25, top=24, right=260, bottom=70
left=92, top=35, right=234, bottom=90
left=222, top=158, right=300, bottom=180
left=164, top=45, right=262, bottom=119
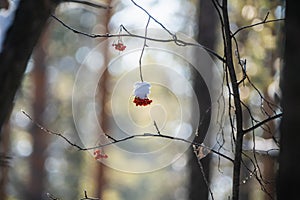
left=0, top=0, right=58, bottom=135
left=221, top=0, right=244, bottom=199
left=0, top=117, right=10, bottom=199
left=27, top=26, right=49, bottom=200
left=277, top=1, right=300, bottom=199
left=95, top=1, right=112, bottom=196
left=189, top=0, right=217, bottom=199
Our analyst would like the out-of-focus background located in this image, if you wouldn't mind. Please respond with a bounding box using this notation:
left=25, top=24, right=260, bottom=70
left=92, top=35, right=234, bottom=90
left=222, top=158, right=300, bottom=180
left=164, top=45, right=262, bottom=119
left=0, top=0, right=284, bottom=199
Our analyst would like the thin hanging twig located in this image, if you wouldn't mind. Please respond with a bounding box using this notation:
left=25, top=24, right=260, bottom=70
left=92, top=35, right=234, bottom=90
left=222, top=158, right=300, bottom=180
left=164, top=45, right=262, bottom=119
left=196, top=158, right=214, bottom=200
left=138, top=16, right=150, bottom=82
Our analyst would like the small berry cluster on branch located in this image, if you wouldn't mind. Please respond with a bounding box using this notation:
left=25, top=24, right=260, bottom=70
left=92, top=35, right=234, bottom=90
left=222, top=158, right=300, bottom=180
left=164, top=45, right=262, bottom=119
left=133, top=81, right=152, bottom=106
left=112, top=40, right=126, bottom=51
left=93, top=149, right=108, bottom=160
left=133, top=97, right=152, bottom=106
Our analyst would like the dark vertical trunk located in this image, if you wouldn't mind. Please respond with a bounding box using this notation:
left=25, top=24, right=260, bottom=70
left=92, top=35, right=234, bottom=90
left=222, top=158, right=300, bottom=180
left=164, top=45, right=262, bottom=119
left=0, top=117, right=10, bottom=199
left=0, top=0, right=58, bottom=135
left=27, top=27, right=49, bottom=200
left=221, top=0, right=244, bottom=199
left=189, top=0, right=217, bottom=199
left=277, top=1, right=300, bottom=199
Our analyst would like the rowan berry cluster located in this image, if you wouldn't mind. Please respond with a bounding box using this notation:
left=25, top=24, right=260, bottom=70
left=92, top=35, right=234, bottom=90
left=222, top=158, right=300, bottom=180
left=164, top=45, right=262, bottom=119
left=93, top=149, right=108, bottom=160
left=133, top=97, right=152, bottom=106
left=112, top=41, right=126, bottom=51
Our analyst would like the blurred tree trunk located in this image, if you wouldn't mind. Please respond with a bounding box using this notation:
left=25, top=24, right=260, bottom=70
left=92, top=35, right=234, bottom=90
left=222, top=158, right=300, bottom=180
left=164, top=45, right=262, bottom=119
left=0, top=0, right=9, bottom=9
left=95, top=1, right=112, bottom=197
left=261, top=93, right=276, bottom=200
left=27, top=26, right=49, bottom=200
left=0, top=1, right=58, bottom=199
left=188, top=0, right=217, bottom=199
left=95, top=62, right=108, bottom=198
left=277, top=1, right=300, bottom=199
left=0, top=0, right=58, bottom=136
left=0, top=117, right=10, bottom=199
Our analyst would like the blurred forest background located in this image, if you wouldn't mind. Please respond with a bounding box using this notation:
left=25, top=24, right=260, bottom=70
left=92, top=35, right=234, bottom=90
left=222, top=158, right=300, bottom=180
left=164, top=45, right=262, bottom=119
left=0, top=0, right=285, bottom=199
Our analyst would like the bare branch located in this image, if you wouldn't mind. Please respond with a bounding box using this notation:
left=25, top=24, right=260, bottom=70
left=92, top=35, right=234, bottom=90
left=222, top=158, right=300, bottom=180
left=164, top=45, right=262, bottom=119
left=105, top=133, right=118, bottom=142
left=47, top=190, right=101, bottom=200
left=61, top=0, right=112, bottom=9
left=243, top=113, right=283, bottom=134
left=196, top=157, right=214, bottom=200
left=263, top=11, right=270, bottom=22
left=22, top=110, right=85, bottom=151
left=240, top=155, right=273, bottom=199
left=80, top=190, right=100, bottom=200
left=130, top=0, right=174, bottom=37
left=243, top=149, right=279, bottom=156
left=153, top=120, right=161, bottom=135
left=232, top=14, right=284, bottom=37
left=50, top=15, right=225, bottom=62
left=22, top=110, right=233, bottom=163
left=93, top=132, right=234, bottom=162
left=221, top=0, right=246, bottom=199
left=232, top=36, right=247, bottom=86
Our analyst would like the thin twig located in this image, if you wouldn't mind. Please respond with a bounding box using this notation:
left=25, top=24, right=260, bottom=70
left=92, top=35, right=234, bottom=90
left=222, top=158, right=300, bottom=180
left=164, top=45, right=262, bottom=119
left=130, top=0, right=174, bottom=37
left=138, top=16, right=150, bottom=82
left=80, top=190, right=100, bottom=200
left=243, top=113, right=283, bottom=134
left=47, top=193, right=60, bottom=200
left=22, top=110, right=233, bottom=162
left=243, top=148, right=279, bottom=156
left=241, top=152, right=274, bottom=199
left=50, top=15, right=225, bottom=62
left=22, top=110, right=85, bottom=150
left=232, top=17, right=284, bottom=36
left=196, top=158, right=214, bottom=200
left=105, top=133, right=118, bottom=142
left=232, top=36, right=247, bottom=85
left=153, top=120, right=161, bottom=135
left=62, top=0, right=112, bottom=9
